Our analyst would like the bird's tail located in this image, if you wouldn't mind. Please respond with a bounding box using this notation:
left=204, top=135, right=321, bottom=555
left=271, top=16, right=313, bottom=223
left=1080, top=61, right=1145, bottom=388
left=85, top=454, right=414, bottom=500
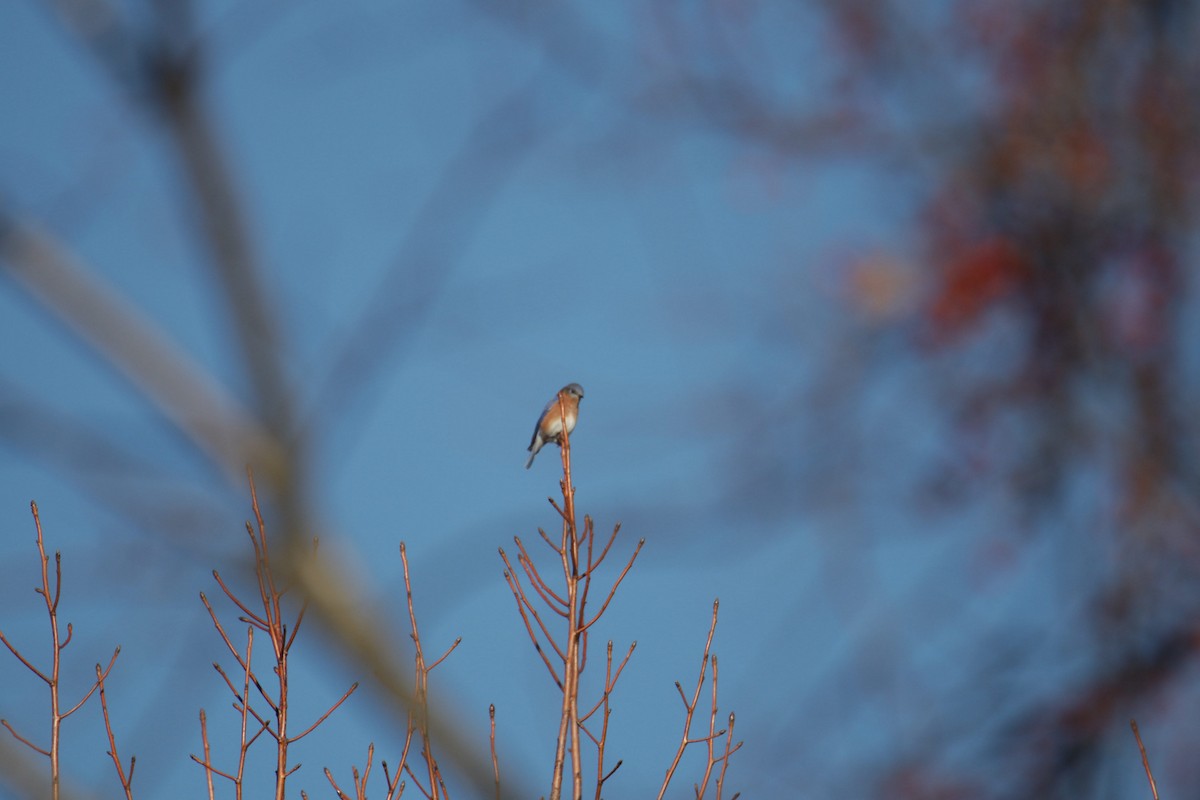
left=525, top=449, right=536, bottom=469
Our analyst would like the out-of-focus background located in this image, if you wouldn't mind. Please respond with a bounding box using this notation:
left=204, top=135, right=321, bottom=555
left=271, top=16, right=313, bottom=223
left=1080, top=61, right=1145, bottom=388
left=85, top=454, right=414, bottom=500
left=2, top=2, right=1199, bottom=798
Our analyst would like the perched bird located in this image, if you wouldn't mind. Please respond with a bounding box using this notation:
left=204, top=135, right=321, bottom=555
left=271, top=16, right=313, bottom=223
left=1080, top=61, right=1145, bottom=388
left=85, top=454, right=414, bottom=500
left=526, top=383, right=585, bottom=469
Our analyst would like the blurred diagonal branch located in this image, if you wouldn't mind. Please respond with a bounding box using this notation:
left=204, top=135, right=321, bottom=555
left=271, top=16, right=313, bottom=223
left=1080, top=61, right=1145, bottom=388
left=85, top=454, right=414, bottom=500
left=306, top=75, right=554, bottom=440
left=0, top=220, right=280, bottom=484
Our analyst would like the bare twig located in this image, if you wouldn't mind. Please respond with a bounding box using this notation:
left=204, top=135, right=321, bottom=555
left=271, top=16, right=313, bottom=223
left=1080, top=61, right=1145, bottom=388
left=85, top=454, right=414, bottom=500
left=500, top=549, right=566, bottom=685
left=97, top=662, right=135, bottom=799
left=196, top=710, right=216, bottom=800
left=588, top=641, right=629, bottom=800
left=397, top=540, right=462, bottom=800
left=195, top=472, right=357, bottom=799
left=324, top=743, right=374, bottom=800
left=716, top=713, right=740, bottom=800
left=490, top=705, right=501, bottom=800
left=290, top=681, right=361, bottom=742
left=657, top=600, right=733, bottom=800
left=1131, top=719, right=1160, bottom=800
left=581, top=539, right=644, bottom=631
left=1, top=720, right=48, bottom=756
left=0, top=502, right=122, bottom=800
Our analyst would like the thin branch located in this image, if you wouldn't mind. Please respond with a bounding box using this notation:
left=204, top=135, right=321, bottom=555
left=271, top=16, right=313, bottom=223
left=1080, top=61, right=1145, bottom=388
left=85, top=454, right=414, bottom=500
left=211, top=568, right=269, bottom=631
left=401, top=760, right=431, bottom=799
left=1131, top=719, right=1160, bottom=800
left=580, top=641, right=636, bottom=723
left=501, top=549, right=569, bottom=669
left=536, top=527, right=564, bottom=555
left=516, top=546, right=569, bottom=612
left=547, top=497, right=571, bottom=524
left=502, top=567, right=563, bottom=687
left=694, top=654, right=722, bottom=797
left=384, top=720, right=418, bottom=800
left=581, top=540, right=645, bottom=631
left=360, top=744, right=375, bottom=800
left=210, top=661, right=271, bottom=731
left=715, top=713, right=741, bottom=800
left=0, top=630, right=50, bottom=684
left=1, top=720, right=49, bottom=756
left=196, top=710, right=215, bottom=800
left=49, top=549, right=63, bottom=613
left=490, top=705, right=501, bottom=800
left=237, top=626, right=257, bottom=789
left=582, top=523, right=623, bottom=577
left=288, top=682, right=360, bottom=743
left=429, top=639, right=463, bottom=672
left=658, top=600, right=721, bottom=800
left=323, top=767, right=353, bottom=800
left=198, top=591, right=253, bottom=672
left=61, top=647, right=120, bottom=719
left=96, top=661, right=135, bottom=800
left=188, top=755, right=238, bottom=784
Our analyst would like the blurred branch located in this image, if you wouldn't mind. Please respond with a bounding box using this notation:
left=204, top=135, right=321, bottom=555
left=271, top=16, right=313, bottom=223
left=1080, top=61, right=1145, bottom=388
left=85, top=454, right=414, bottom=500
left=1016, top=622, right=1197, bottom=796
left=147, top=26, right=294, bottom=441
left=0, top=220, right=281, bottom=485
left=298, top=1, right=610, bottom=449
left=305, top=72, right=559, bottom=445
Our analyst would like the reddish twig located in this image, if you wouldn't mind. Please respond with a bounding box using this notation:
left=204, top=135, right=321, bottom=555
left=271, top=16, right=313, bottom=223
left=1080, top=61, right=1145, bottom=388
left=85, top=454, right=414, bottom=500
left=290, top=680, right=361, bottom=742
left=516, top=542, right=570, bottom=612
left=324, top=743, right=374, bottom=800
left=716, top=712, right=740, bottom=800
left=490, top=704, right=501, bottom=800
left=537, top=526, right=564, bottom=555
left=400, top=542, right=439, bottom=800
left=96, top=660, right=135, bottom=800
left=586, top=640, right=631, bottom=800
left=193, top=471, right=357, bottom=799
left=694, top=655, right=723, bottom=797
left=197, top=711, right=216, bottom=800
left=500, top=549, right=566, bottom=685
left=192, top=709, right=241, bottom=786
left=0, top=502, right=122, bottom=800
left=1130, top=719, right=1160, bottom=800
left=580, top=539, right=644, bottom=632
left=657, top=600, right=737, bottom=800
left=397, top=540, right=461, bottom=800
left=191, top=626, right=259, bottom=799
left=382, top=720, right=416, bottom=800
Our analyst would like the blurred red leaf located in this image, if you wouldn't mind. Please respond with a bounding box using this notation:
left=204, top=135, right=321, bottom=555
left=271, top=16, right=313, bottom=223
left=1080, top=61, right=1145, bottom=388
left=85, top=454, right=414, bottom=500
left=927, top=236, right=1028, bottom=340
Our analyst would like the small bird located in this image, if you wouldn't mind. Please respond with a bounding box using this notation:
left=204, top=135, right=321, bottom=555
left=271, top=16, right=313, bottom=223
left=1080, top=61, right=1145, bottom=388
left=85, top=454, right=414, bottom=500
left=526, top=383, right=585, bottom=469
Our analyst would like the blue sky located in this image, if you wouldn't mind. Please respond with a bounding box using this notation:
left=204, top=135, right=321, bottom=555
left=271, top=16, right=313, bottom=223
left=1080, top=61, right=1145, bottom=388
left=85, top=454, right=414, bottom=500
left=0, top=3, right=1179, bottom=799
